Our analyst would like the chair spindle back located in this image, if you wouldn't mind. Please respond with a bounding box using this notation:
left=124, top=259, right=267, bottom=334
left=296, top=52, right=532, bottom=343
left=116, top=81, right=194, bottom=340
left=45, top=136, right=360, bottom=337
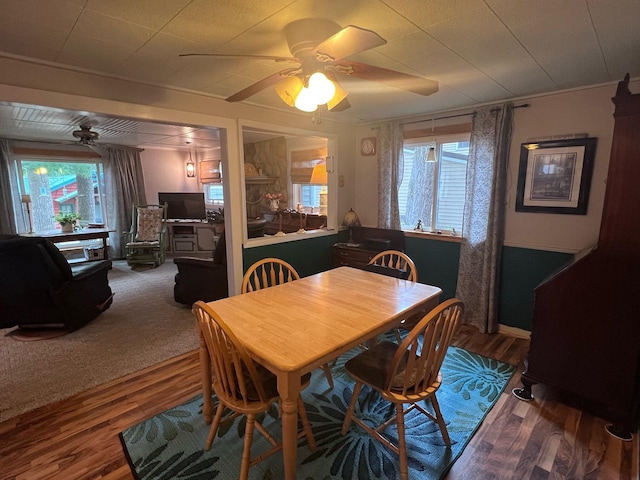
left=385, top=298, right=464, bottom=395
left=241, top=258, right=300, bottom=293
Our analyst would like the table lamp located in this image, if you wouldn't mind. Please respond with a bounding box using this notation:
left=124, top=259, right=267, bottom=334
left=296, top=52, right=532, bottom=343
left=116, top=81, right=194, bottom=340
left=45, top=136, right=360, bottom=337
left=342, top=208, right=361, bottom=243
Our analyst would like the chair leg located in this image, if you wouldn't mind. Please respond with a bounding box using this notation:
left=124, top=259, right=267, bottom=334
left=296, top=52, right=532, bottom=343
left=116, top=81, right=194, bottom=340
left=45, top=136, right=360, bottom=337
left=430, top=393, right=451, bottom=447
left=205, top=402, right=225, bottom=450
left=341, top=381, right=363, bottom=435
left=321, top=363, right=334, bottom=389
left=395, top=403, right=409, bottom=480
left=239, top=413, right=256, bottom=480
left=297, top=395, right=317, bottom=452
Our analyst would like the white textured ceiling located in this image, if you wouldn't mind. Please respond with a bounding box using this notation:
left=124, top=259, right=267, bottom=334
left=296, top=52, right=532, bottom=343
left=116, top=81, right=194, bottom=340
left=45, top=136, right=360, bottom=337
left=0, top=0, right=638, bottom=147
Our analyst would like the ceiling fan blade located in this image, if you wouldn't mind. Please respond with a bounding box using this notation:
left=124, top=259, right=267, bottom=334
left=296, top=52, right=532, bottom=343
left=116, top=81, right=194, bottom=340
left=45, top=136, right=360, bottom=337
left=313, top=26, right=386, bottom=62
left=180, top=53, right=297, bottom=63
left=226, top=68, right=300, bottom=102
left=335, top=60, right=439, bottom=97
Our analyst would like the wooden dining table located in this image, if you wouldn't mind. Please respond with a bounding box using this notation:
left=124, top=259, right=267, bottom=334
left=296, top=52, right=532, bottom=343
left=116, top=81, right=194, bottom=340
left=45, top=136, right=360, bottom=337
left=200, top=266, right=442, bottom=480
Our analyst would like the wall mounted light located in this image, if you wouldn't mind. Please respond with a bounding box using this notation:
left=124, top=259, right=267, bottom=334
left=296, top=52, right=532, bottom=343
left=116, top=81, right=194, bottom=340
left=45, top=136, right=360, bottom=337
left=186, top=149, right=196, bottom=177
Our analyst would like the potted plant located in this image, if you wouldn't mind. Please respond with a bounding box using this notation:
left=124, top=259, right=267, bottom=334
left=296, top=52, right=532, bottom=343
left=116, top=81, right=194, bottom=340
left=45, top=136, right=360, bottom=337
left=53, top=212, right=81, bottom=233
left=206, top=207, right=225, bottom=234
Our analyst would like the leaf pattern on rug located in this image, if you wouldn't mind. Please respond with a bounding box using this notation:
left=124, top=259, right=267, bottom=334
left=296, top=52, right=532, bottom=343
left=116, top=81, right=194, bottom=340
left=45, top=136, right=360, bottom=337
left=441, top=347, right=515, bottom=404
left=301, top=385, right=454, bottom=480
left=124, top=405, right=198, bottom=444
left=120, top=346, right=516, bottom=480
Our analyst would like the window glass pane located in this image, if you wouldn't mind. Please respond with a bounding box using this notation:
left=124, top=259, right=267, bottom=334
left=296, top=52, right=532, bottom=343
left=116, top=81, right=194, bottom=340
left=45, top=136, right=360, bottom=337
left=204, top=184, right=224, bottom=205
left=399, top=136, right=469, bottom=233
left=21, top=160, right=105, bottom=232
left=400, top=146, right=435, bottom=230
left=435, top=141, right=468, bottom=232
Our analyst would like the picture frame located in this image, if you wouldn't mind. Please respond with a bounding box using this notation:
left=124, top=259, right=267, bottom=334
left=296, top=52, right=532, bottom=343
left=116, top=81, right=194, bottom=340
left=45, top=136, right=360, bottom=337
left=515, top=137, right=597, bottom=215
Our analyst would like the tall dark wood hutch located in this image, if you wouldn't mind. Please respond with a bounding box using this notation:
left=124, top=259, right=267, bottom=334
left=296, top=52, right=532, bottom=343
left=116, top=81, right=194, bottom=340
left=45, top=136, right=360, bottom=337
left=513, top=74, right=640, bottom=440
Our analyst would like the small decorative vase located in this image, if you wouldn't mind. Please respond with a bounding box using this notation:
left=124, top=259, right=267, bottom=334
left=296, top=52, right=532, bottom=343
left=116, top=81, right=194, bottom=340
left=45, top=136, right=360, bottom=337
left=269, top=199, right=280, bottom=212
left=60, top=223, right=74, bottom=233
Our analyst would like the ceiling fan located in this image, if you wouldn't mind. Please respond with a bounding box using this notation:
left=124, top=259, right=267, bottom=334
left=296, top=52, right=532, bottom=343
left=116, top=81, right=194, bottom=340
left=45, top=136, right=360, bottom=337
left=180, top=18, right=439, bottom=112
left=72, top=124, right=99, bottom=145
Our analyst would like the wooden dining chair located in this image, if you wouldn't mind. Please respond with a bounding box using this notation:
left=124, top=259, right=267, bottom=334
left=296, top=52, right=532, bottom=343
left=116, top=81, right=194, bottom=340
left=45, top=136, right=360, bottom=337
left=193, top=301, right=316, bottom=480
left=341, top=298, right=464, bottom=480
left=241, top=258, right=335, bottom=389
left=366, top=250, right=422, bottom=342
left=367, top=250, right=417, bottom=282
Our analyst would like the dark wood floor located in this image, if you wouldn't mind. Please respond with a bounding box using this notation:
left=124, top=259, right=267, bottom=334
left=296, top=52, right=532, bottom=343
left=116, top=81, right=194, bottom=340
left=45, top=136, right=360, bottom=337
left=1, top=325, right=637, bottom=480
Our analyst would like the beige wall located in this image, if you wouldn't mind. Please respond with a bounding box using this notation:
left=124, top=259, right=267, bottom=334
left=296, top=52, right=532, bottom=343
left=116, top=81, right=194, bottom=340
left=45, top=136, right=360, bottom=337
left=354, top=78, right=640, bottom=254
left=141, top=148, right=201, bottom=204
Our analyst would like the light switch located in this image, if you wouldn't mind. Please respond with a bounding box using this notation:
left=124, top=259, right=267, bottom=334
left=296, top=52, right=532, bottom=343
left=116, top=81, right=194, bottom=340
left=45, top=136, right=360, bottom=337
left=339, top=175, right=345, bottom=187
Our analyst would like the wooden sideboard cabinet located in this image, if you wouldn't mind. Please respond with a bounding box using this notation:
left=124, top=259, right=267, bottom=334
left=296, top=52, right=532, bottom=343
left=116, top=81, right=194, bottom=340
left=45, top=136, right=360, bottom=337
left=166, top=221, right=219, bottom=256
left=332, top=226, right=405, bottom=269
left=333, top=244, right=378, bottom=269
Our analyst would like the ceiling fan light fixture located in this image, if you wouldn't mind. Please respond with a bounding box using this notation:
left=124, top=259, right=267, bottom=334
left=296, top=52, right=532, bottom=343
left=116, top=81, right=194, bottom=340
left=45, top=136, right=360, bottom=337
left=294, top=86, right=318, bottom=112
left=327, top=81, right=348, bottom=111
left=72, top=125, right=99, bottom=145
left=275, top=75, right=304, bottom=107
left=308, top=72, right=336, bottom=105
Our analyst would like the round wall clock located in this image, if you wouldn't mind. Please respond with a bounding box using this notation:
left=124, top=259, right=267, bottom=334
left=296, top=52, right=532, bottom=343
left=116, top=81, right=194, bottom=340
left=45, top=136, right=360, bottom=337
left=361, top=137, right=376, bottom=156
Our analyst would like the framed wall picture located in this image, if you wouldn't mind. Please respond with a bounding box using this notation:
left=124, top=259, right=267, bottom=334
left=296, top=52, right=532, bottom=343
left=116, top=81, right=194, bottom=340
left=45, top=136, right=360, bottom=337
left=515, top=137, right=597, bottom=215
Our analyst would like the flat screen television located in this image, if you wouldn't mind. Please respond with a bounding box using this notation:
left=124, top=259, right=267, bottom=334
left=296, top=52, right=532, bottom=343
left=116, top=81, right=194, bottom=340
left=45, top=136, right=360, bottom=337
left=158, top=192, right=206, bottom=220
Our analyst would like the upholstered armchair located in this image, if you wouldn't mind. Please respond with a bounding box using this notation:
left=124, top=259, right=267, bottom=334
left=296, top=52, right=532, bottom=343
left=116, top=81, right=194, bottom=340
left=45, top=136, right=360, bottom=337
left=0, top=234, right=114, bottom=331
left=124, top=204, right=168, bottom=268
left=173, top=231, right=228, bottom=306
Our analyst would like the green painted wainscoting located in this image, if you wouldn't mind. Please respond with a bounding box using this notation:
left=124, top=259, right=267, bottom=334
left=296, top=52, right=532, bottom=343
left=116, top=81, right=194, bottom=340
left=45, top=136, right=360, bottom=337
left=242, top=233, right=573, bottom=332
left=242, top=233, right=338, bottom=278
left=499, top=246, right=573, bottom=331
left=405, top=236, right=461, bottom=301
left=406, top=238, right=573, bottom=331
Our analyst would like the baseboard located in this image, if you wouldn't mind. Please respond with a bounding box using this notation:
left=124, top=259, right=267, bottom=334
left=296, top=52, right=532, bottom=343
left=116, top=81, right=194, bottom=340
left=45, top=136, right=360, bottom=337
left=498, top=324, right=531, bottom=339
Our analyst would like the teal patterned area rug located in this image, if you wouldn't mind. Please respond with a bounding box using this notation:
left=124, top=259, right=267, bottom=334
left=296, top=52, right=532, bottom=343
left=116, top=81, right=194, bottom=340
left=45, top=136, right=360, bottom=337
left=120, top=346, right=515, bottom=480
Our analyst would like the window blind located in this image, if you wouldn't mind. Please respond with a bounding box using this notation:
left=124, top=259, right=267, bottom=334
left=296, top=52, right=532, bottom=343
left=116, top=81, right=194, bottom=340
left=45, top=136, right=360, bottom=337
left=290, top=147, right=327, bottom=183
left=199, top=158, right=221, bottom=183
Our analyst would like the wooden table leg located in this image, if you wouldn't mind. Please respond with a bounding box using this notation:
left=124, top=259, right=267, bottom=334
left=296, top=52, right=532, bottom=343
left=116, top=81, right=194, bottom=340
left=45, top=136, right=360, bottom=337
left=278, top=372, right=301, bottom=480
left=198, top=327, right=213, bottom=424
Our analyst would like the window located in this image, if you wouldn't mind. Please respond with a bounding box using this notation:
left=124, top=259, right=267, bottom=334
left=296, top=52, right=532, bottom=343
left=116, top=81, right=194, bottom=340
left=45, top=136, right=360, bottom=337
left=18, top=158, right=107, bottom=233
left=399, top=135, right=469, bottom=233
left=290, top=146, right=327, bottom=213
left=203, top=184, right=224, bottom=206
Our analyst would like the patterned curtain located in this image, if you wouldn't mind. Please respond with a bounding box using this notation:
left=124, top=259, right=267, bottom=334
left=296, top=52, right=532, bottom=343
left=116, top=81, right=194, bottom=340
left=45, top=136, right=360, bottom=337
left=100, top=145, right=147, bottom=259
left=377, top=121, right=404, bottom=229
left=455, top=104, right=513, bottom=333
left=0, top=139, right=23, bottom=235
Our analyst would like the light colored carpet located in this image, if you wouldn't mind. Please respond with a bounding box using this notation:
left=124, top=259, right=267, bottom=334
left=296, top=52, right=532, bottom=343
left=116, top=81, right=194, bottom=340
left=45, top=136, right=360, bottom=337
left=0, top=259, right=198, bottom=423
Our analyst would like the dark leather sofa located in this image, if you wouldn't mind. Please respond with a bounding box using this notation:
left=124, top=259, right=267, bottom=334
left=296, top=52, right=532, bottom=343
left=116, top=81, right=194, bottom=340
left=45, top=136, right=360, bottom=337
left=173, top=230, right=228, bottom=306
left=0, top=234, right=114, bottom=331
